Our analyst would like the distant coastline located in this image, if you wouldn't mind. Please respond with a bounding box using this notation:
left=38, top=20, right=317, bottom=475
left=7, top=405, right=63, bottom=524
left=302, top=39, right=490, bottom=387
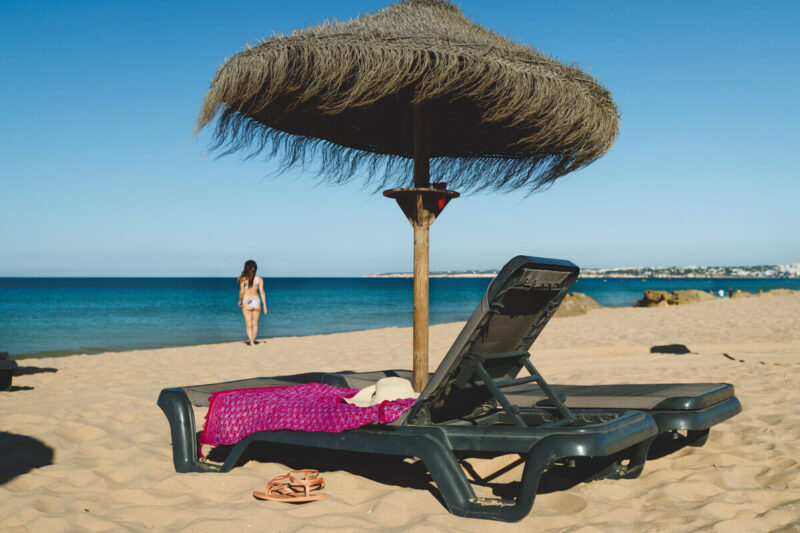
left=365, top=272, right=496, bottom=279
left=365, top=263, right=800, bottom=279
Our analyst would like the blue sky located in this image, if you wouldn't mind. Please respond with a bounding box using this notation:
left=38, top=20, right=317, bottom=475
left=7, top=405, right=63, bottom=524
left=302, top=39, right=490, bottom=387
left=1, top=0, right=798, bottom=276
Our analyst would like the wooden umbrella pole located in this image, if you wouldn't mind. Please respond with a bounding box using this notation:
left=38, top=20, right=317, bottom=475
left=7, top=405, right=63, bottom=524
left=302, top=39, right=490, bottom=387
left=412, top=100, right=431, bottom=392
left=412, top=210, right=429, bottom=392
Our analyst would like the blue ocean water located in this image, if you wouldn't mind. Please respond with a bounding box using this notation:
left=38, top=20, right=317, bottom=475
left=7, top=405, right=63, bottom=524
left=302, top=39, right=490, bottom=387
left=1, top=276, right=798, bottom=358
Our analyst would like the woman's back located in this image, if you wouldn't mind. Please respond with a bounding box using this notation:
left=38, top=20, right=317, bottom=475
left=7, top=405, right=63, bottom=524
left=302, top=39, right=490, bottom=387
left=241, top=276, right=261, bottom=299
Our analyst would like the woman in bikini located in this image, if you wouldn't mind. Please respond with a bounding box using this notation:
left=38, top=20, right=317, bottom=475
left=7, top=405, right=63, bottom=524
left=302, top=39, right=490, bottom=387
left=238, top=259, right=268, bottom=345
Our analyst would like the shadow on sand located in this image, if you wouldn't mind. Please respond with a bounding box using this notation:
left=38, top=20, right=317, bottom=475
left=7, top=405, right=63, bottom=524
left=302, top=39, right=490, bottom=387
left=14, top=366, right=58, bottom=377
left=0, top=432, right=54, bottom=484
left=2, top=366, right=59, bottom=392
left=204, top=432, right=700, bottom=505
left=208, top=441, right=445, bottom=504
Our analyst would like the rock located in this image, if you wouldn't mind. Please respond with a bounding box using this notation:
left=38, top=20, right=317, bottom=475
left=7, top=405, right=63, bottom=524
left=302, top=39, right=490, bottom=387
left=763, top=288, right=797, bottom=297
left=667, top=289, right=717, bottom=305
left=555, top=292, right=603, bottom=317
left=637, top=289, right=717, bottom=307
left=731, top=291, right=755, bottom=298
left=636, top=290, right=669, bottom=307
left=650, top=344, right=692, bottom=355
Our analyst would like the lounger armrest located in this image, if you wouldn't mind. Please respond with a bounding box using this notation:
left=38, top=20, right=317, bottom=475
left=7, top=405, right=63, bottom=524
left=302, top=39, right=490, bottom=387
left=157, top=387, right=219, bottom=473
left=652, top=397, right=742, bottom=431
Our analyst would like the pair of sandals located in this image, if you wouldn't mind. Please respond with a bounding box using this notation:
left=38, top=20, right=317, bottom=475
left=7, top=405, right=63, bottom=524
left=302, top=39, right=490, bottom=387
left=253, top=469, right=326, bottom=503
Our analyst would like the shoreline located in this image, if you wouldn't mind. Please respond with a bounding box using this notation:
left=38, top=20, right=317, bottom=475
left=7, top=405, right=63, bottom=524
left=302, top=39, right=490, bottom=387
left=6, top=325, right=413, bottom=361
left=8, top=288, right=798, bottom=361
left=9, top=289, right=800, bottom=360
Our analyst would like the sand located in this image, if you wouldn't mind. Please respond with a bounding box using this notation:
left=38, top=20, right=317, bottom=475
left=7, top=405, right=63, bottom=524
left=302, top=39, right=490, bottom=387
left=2, top=294, right=799, bottom=532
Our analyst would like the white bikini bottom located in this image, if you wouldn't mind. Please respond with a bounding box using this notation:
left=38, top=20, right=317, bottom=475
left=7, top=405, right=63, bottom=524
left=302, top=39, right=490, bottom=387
left=243, top=298, right=260, bottom=310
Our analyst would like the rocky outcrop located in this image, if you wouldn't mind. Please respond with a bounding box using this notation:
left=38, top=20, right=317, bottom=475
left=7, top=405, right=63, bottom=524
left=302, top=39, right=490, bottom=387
left=731, top=291, right=755, bottom=298
left=731, top=289, right=797, bottom=299
left=636, top=289, right=716, bottom=307
left=668, top=289, right=717, bottom=305
left=636, top=290, right=669, bottom=307
left=764, top=288, right=798, bottom=297
left=555, top=292, right=603, bottom=317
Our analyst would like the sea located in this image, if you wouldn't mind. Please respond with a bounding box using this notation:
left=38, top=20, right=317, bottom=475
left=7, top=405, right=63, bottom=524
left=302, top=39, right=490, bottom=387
left=1, top=276, right=798, bottom=359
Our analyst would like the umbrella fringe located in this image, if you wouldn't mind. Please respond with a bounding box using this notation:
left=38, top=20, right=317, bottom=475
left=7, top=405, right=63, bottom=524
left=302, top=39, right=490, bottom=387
left=208, top=108, right=600, bottom=194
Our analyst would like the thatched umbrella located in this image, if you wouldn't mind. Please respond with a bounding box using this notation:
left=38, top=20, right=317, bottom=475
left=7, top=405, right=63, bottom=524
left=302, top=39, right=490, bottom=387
left=199, top=0, right=619, bottom=391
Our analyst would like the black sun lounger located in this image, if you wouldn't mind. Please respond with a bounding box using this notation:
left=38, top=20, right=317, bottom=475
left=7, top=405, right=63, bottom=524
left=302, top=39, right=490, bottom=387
left=324, top=256, right=740, bottom=479
left=158, top=256, right=659, bottom=522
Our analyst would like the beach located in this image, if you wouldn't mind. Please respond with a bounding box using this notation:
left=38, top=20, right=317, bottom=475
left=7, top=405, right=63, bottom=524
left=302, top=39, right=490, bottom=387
left=2, top=293, right=799, bottom=532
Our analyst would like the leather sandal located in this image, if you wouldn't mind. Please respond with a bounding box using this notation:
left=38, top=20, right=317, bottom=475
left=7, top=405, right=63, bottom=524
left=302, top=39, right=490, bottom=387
left=253, top=469, right=326, bottom=502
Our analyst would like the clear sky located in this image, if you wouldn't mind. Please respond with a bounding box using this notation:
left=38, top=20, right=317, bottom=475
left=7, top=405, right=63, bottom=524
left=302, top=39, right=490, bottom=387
left=1, top=1, right=798, bottom=276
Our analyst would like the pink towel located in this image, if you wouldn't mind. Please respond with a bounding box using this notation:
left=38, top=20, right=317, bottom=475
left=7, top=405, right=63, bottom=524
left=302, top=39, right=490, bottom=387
left=198, top=382, right=416, bottom=453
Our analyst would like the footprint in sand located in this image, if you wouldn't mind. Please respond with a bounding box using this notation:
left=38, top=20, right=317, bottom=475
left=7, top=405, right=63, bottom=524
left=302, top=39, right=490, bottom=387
left=57, top=424, right=107, bottom=444
left=352, top=499, right=426, bottom=528
left=700, top=502, right=759, bottom=520
left=693, top=465, right=767, bottom=490
left=60, top=468, right=105, bottom=489
left=537, top=492, right=588, bottom=514
left=755, top=469, right=797, bottom=490
left=765, top=457, right=796, bottom=469
left=661, top=480, right=725, bottom=501
left=100, top=465, right=146, bottom=485
left=594, top=483, right=647, bottom=502
left=30, top=496, right=64, bottom=514
left=756, top=414, right=783, bottom=425
left=712, top=518, right=778, bottom=532
left=725, top=465, right=775, bottom=490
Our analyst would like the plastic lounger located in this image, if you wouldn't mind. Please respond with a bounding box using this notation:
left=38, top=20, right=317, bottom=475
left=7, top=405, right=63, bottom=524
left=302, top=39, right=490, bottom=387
left=324, top=261, right=741, bottom=479
left=158, top=256, right=659, bottom=522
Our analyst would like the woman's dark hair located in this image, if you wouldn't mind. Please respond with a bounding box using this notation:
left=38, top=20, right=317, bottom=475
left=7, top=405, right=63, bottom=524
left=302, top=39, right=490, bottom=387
left=238, top=260, right=257, bottom=288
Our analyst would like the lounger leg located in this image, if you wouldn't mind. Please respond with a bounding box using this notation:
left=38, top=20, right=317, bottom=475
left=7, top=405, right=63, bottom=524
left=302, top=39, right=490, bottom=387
left=600, top=428, right=708, bottom=480
left=686, top=429, right=710, bottom=447
left=616, top=435, right=655, bottom=479
left=157, top=388, right=219, bottom=473
left=218, top=435, right=257, bottom=473
left=412, top=435, right=478, bottom=516
left=433, top=443, right=556, bottom=522
left=586, top=434, right=656, bottom=481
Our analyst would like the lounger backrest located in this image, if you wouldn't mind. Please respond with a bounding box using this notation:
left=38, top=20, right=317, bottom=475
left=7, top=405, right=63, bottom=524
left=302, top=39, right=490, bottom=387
left=400, top=255, right=579, bottom=425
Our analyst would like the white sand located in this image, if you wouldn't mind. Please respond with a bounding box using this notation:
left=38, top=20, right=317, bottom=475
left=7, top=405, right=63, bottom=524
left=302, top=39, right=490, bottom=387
left=2, top=294, right=799, bottom=532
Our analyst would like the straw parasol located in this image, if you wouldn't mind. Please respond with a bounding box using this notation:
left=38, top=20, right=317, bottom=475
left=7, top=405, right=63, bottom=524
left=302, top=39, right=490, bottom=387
left=198, top=0, right=619, bottom=391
